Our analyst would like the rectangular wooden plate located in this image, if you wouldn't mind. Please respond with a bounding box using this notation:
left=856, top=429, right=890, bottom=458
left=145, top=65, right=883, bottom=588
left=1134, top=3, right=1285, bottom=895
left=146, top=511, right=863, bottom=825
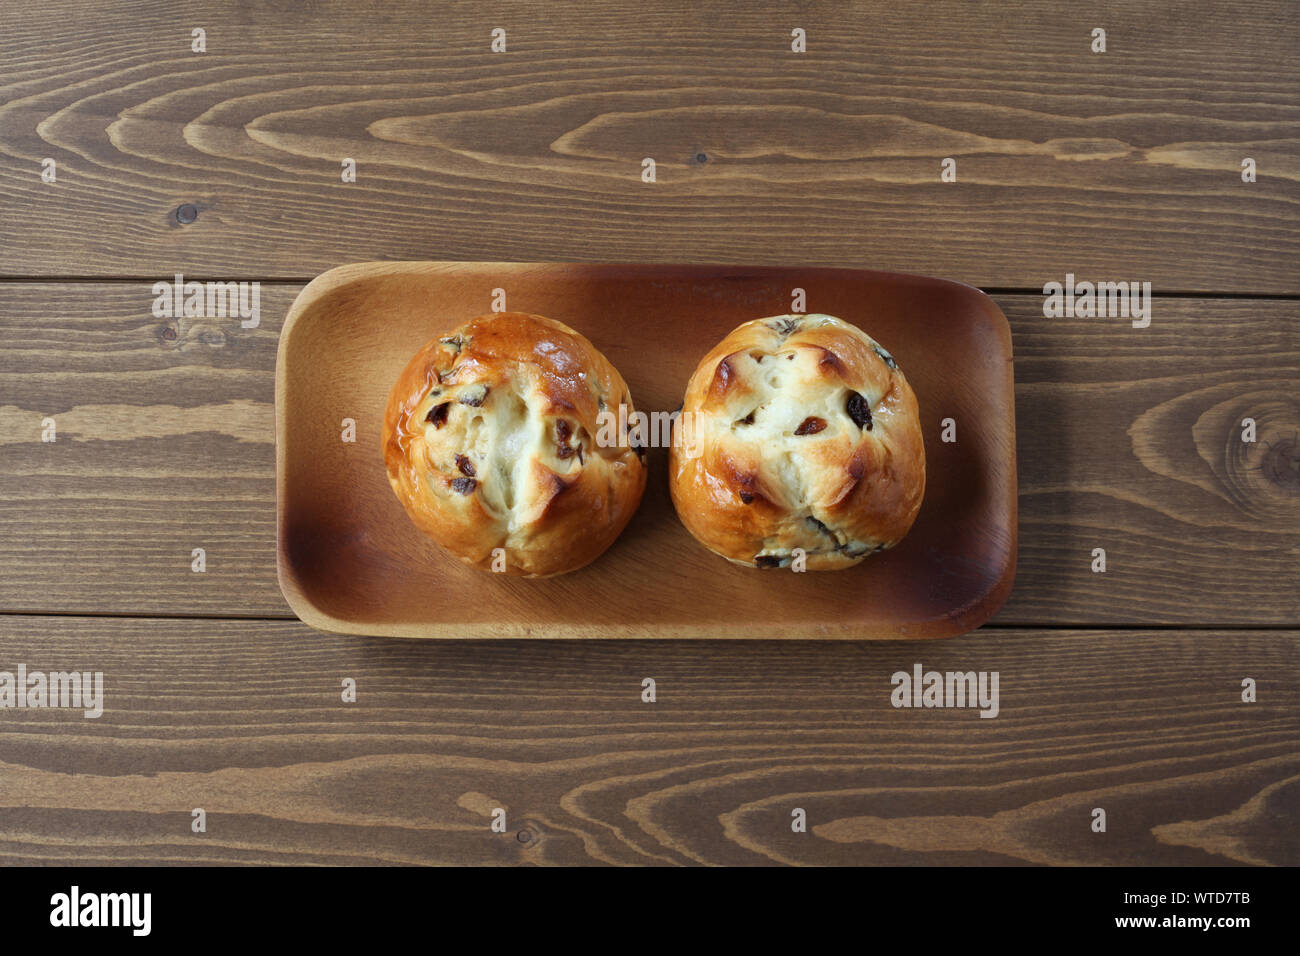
left=276, top=262, right=1016, bottom=639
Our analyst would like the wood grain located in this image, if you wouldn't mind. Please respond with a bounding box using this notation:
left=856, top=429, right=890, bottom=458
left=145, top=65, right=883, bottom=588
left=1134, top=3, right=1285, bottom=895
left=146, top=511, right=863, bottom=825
left=1, top=283, right=1295, bottom=624
left=0, top=616, right=1293, bottom=865
left=0, top=281, right=283, bottom=615
left=0, top=0, right=1296, bottom=869
left=1, top=1, right=1297, bottom=290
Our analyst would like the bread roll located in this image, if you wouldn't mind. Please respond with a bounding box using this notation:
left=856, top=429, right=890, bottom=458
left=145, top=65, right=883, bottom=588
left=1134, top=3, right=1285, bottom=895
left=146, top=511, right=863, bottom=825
left=382, top=312, right=647, bottom=577
left=669, top=313, right=925, bottom=570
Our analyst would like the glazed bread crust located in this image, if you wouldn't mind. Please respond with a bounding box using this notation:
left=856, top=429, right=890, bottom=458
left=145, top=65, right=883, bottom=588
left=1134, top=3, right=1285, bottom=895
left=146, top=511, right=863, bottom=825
left=382, top=312, right=647, bottom=577
left=669, top=313, right=925, bottom=570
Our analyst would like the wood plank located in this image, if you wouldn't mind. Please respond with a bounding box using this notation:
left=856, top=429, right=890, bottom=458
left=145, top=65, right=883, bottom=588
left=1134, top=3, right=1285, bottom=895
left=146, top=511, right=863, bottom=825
left=0, top=617, right=1294, bottom=865
left=1006, top=297, right=1300, bottom=625
left=0, top=283, right=1296, bottom=624
left=1, top=1, right=1298, bottom=290
left=0, top=281, right=287, bottom=616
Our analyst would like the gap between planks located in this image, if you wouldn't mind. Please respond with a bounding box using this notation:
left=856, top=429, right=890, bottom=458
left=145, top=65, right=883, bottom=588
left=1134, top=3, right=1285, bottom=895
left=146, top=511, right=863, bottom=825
left=0, top=276, right=1299, bottom=301
left=0, top=609, right=1295, bottom=633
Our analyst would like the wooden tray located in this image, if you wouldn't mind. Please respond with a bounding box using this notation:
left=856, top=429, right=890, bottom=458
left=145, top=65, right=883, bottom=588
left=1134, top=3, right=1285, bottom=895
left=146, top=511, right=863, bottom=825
left=276, top=262, right=1016, bottom=639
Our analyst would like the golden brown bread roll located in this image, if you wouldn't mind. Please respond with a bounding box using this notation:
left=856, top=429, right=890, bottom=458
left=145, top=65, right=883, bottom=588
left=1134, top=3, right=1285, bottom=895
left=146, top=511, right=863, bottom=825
left=669, top=313, right=925, bottom=570
left=382, top=312, right=647, bottom=577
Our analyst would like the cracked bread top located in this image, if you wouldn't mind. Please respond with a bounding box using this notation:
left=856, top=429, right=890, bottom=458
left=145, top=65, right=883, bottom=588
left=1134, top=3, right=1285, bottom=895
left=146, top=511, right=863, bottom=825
left=382, top=312, right=647, bottom=577
left=669, top=313, right=925, bottom=570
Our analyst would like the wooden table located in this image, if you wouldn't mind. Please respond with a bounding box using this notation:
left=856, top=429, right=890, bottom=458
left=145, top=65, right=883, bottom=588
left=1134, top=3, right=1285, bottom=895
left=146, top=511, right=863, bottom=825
left=1, top=0, right=1295, bottom=865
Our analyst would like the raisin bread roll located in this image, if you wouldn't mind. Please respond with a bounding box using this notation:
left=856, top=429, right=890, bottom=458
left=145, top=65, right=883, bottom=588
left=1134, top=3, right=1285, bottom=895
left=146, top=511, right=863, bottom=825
left=382, top=312, right=646, bottom=577
left=669, top=313, right=925, bottom=570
